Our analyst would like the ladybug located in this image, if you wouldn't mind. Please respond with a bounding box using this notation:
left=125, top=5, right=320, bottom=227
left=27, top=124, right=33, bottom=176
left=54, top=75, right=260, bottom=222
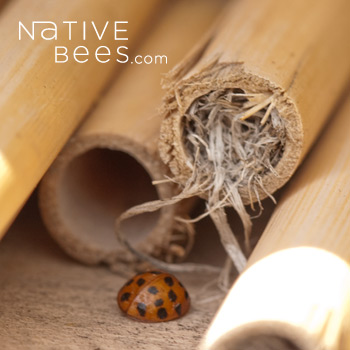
left=117, top=270, right=190, bottom=322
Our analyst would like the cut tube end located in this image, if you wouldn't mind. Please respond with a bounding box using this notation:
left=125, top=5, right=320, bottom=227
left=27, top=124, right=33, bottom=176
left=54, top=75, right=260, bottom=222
left=159, top=63, right=303, bottom=205
left=39, top=137, right=175, bottom=265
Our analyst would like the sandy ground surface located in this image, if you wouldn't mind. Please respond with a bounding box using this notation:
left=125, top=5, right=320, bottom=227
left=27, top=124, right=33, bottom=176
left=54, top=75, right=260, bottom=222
left=0, top=191, right=276, bottom=349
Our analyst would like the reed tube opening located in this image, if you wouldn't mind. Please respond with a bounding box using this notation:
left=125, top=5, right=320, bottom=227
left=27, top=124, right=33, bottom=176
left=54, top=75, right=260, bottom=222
left=59, top=148, right=160, bottom=254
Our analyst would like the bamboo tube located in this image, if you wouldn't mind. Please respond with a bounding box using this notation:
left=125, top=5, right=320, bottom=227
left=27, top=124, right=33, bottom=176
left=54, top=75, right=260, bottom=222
left=0, top=0, right=160, bottom=237
left=158, top=0, right=350, bottom=268
left=200, top=92, right=350, bottom=350
left=38, top=0, right=226, bottom=266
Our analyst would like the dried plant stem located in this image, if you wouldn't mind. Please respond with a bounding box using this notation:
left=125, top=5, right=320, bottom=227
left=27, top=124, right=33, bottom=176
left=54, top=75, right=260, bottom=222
left=210, top=209, right=246, bottom=273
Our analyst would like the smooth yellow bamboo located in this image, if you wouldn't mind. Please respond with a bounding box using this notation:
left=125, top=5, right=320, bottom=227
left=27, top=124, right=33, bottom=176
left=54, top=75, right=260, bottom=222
left=201, top=92, right=350, bottom=350
left=0, top=0, right=160, bottom=236
left=38, top=0, right=226, bottom=265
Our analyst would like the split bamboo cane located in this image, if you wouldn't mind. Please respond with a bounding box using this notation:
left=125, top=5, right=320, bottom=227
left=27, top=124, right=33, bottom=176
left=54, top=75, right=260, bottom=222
left=158, top=0, right=350, bottom=272
left=201, top=91, right=350, bottom=350
left=38, top=0, right=226, bottom=266
left=0, top=0, right=160, bottom=236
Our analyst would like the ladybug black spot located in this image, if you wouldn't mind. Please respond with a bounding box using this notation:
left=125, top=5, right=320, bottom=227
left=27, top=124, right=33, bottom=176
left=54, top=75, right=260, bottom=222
left=164, top=276, right=174, bottom=286
left=148, top=286, right=159, bottom=295
left=154, top=298, right=164, bottom=307
left=168, top=289, right=177, bottom=302
left=185, top=290, right=189, bottom=300
left=175, top=303, right=182, bottom=316
left=136, top=278, right=145, bottom=286
left=157, top=307, right=168, bottom=319
left=137, top=302, right=147, bottom=317
left=121, top=292, right=131, bottom=302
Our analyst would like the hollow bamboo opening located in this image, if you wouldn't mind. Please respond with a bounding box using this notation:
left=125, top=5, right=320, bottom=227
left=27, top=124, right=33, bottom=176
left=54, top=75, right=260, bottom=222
left=59, top=148, right=160, bottom=252
left=39, top=137, right=175, bottom=265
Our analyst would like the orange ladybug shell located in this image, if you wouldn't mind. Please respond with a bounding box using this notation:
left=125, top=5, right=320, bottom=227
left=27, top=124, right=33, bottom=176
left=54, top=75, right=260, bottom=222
left=117, top=271, right=190, bottom=322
